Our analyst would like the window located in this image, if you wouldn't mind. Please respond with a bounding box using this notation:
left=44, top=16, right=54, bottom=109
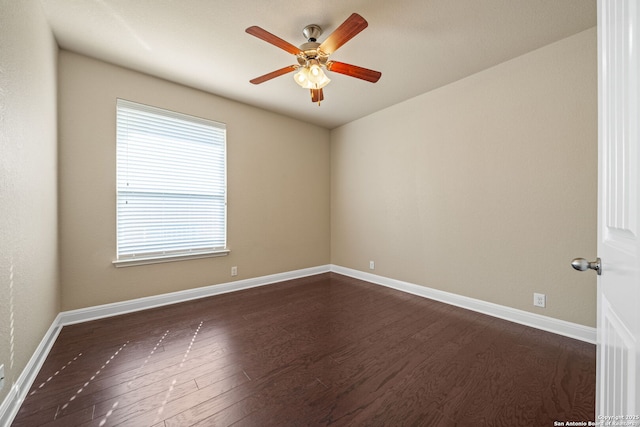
left=114, top=99, right=227, bottom=266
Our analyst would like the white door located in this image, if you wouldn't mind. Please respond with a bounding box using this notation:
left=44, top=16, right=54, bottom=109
left=596, top=0, right=640, bottom=416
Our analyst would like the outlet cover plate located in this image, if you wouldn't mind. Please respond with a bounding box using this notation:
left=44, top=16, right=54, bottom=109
left=533, top=293, right=546, bottom=308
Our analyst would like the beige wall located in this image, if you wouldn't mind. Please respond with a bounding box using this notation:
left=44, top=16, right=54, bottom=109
left=0, top=0, right=60, bottom=404
left=331, top=28, right=598, bottom=327
left=58, top=51, right=331, bottom=310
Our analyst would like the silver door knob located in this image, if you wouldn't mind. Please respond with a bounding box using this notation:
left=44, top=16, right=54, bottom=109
left=571, top=257, right=602, bottom=275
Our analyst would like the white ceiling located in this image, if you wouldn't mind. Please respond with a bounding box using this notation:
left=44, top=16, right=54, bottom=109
left=40, top=0, right=596, bottom=129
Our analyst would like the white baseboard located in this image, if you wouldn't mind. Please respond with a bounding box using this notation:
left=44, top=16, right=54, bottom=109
left=330, top=265, right=597, bottom=344
left=1, top=263, right=596, bottom=426
left=0, top=319, right=63, bottom=427
left=58, top=265, right=331, bottom=326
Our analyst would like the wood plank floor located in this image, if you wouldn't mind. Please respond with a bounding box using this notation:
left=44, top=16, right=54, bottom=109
left=12, top=273, right=596, bottom=426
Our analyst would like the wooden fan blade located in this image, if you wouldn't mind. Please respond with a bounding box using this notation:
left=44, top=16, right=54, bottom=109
left=326, top=61, right=381, bottom=83
left=319, top=13, right=368, bottom=55
left=250, top=65, right=297, bottom=84
left=246, top=26, right=302, bottom=55
left=310, top=88, right=324, bottom=103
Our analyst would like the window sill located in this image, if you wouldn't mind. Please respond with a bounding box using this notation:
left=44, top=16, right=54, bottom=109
left=113, top=249, right=230, bottom=268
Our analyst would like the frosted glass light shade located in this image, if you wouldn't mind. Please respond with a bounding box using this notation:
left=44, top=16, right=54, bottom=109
left=294, top=65, right=330, bottom=89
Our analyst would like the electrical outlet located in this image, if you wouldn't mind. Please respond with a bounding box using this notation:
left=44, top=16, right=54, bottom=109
left=533, top=293, right=546, bottom=308
left=0, top=364, right=5, bottom=391
left=231, top=266, right=238, bottom=277
left=369, top=261, right=375, bottom=270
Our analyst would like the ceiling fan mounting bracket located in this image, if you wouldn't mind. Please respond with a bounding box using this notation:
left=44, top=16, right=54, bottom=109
left=302, top=24, right=322, bottom=42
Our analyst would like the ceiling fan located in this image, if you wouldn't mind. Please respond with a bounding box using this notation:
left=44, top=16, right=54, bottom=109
left=246, top=13, right=382, bottom=105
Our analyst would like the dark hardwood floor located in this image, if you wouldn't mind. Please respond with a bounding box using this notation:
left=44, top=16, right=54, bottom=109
left=12, top=272, right=595, bottom=426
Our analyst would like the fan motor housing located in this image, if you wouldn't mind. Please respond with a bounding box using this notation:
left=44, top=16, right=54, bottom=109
left=299, top=41, right=321, bottom=53
left=297, top=41, right=329, bottom=66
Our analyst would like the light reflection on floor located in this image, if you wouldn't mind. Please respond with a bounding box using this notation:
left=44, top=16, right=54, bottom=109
left=22, top=317, right=218, bottom=424
left=127, top=329, right=170, bottom=388
left=98, top=401, right=119, bottom=427
left=30, top=352, right=83, bottom=396
left=96, top=329, right=170, bottom=426
left=152, top=321, right=203, bottom=424
left=58, top=341, right=129, bottom=415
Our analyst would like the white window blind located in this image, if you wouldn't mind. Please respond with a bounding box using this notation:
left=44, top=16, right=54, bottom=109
left=116, top=99, right=227, bottom=264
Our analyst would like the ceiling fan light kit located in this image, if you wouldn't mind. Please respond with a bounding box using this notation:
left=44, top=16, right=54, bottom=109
left=246, top=13, right=382, bottom=106
left=294, top=59, right=331, bottom=90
